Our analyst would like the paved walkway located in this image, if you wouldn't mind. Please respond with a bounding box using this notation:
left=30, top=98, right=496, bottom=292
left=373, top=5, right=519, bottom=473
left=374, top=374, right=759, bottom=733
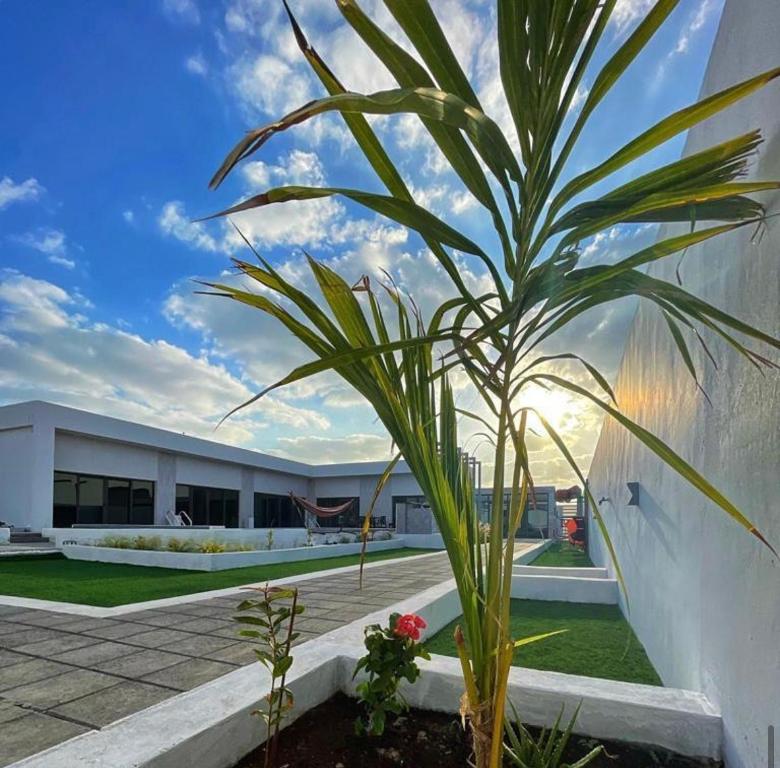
left=0, top=551, right=456, bottom=766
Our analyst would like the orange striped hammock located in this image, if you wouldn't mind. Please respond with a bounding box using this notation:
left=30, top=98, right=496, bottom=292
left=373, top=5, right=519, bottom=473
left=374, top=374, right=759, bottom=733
left=289, top=493, right=355, bottom=519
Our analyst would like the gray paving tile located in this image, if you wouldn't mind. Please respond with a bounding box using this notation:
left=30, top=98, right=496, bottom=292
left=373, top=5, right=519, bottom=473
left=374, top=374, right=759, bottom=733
left=122, top=610, right=194, bottom=627
left=0, top=628, right=65, bottom=647
left=51, top=617, right=117, bottom=633
left=0, top=621, right=38, bottom=635
left=83, top=622, right=153, bottom=641
left=0, top=649, right=30, bottom=667
left=158, top=633, right=235, bottom=657
left=51, top=641, right=133, bottom=666
left=0, top=658, right=73, bottom=692
left=141, top=658, right=235, bottom=691
left=124, top=628, right=195, bottom=648
left=205, top=642, right=259, bottom=666
left=14, top=634, right=101, bottom=658
left=91, top=648, right=187, bottom=678
left=0, top=711, right=90, bottom=767
left=50, top=680, right=173, bottom=728
left=0, top=700, right=30, bottom=725
left=173, top=617, right=233, bottom=634
left=3, top=668, right=121, bottom=709
left=3, top=611, right=78, bottom=628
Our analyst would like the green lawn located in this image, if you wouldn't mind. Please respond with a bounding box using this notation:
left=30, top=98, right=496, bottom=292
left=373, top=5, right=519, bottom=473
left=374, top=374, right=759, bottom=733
left=425, top=599, right=661, bottom=686
left=0, top=548, right=436, bottom=607
left=530, top=541, right=594, bottom=567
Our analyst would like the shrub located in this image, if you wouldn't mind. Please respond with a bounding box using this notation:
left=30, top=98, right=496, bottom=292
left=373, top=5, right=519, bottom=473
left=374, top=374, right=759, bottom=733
left=98, top=535, right=133, bottom=549
left=373, top=530, right=393, bottom=541
left=198, top=539, right=226, bottom=554
left=132, top=535, right=162, bottom=551
left=338, top=533, right=356, bottom=544
left=166, top=537, right=195, bottom=552
left=266, top=529, right=274, bottom=551
left=353, top=612, right=430, bottom=736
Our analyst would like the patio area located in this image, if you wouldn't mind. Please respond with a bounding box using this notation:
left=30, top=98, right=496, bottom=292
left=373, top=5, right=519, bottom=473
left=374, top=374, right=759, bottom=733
left=0, top=551, right=457, bottom=766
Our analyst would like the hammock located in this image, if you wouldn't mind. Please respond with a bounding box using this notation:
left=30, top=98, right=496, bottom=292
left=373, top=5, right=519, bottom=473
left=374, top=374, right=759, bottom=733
left=289, top=493, right=355, bottom=519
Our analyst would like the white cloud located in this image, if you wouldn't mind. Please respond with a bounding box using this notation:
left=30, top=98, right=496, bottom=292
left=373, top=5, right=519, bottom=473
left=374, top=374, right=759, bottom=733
left=122, top=209, right=135, bottom=224
left=158, top=201, right=220, bottom=252
left=185, top=53, right=208, bottom=76
left=0, top=176, right=44, bottom=210
left=0, top=270, right=328, bottom=444
left=162, top=0, right=200, bottom=25
left=270, top=433, right=395, bottom=464
left=612, top=0, right=656, bottom=34
left=12, top=228, right=75, bottom=269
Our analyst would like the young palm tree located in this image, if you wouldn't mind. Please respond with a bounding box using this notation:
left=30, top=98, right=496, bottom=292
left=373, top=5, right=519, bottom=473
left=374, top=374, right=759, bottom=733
left=204, top=2, right=779, bottom=766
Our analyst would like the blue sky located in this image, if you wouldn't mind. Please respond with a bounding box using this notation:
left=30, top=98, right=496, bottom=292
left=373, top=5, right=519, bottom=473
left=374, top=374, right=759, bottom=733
left=0, top=0, right=725, bottom=481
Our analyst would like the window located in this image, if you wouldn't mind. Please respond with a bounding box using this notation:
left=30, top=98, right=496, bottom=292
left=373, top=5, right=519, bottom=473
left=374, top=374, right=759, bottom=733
left=53, top=472, right=78, bottom=527
left=175, top=484, right=240, bottom=527
left=253, top=493, right=302, bottom=528
left=314, top=497, right=360, bottom=529
left=52, top=472, right=155, bottom=527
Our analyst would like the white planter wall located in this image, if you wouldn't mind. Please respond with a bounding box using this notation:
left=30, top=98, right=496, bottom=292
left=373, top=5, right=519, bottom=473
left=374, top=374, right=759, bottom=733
left=62, top=538, right=404, bottom=571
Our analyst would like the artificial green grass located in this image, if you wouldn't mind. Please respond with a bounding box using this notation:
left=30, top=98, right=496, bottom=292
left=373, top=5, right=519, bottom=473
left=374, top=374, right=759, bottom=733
left=425, top=599, right=662, bottom=686
left=0, top=548, right=436, bottom=607
left=530, top=541, right=594, bottom=567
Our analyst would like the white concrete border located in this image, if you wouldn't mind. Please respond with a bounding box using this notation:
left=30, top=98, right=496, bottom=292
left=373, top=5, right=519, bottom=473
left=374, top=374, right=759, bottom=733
left=0, top=550, right=446, bottom=618
left=61, top=538, right=403, bottom=571
left=511, top=573, right=618, bottom=604
left=10, top=542, right=722, bottom=767
left=513, top=565, right=608, bottom=579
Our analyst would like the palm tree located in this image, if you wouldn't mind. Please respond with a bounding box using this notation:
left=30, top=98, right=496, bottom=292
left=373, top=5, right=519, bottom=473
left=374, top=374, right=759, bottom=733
left=204, top=2, right=779, bottom=766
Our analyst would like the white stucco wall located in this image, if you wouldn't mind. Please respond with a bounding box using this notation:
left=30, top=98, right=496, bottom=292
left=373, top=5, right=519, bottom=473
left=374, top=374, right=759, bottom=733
left=55, top=433, right=159, bottom=480
left=587, top=2, right=780, bottom=767
left=0, top=427, right=34, bottom=527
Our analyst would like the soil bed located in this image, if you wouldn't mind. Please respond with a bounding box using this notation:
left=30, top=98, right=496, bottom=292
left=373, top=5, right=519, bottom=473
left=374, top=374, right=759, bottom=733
left=236, top=693, right=722, bottom=768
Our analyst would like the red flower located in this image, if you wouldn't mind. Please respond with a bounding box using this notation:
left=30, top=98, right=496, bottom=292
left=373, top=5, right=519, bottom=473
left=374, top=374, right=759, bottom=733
left=394, top=613, right=427, bottom=641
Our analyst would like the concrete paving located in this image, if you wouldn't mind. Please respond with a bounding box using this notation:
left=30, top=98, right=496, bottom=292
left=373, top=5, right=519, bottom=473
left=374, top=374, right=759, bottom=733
left=0, top=550, right=459, bottom=766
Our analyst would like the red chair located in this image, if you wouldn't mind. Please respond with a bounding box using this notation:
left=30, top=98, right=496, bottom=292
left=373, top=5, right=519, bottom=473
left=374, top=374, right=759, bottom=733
left=565, top=518, right=585, bottom=549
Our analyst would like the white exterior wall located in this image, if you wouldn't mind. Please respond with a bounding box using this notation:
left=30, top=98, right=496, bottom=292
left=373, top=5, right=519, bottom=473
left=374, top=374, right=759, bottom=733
left=175, top=455, right=242, bottom=490
left=587, top=3, right=779, bottom=767
left=0, top=427, right=35, bottom=528
left=55, top=433, right=159, bottom=480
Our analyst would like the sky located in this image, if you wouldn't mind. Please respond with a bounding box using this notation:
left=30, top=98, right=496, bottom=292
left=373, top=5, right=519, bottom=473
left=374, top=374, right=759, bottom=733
left=0, top=0, right=725, bottom=485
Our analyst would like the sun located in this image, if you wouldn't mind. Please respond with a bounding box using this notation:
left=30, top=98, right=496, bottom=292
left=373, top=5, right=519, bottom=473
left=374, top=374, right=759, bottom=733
left=516, top=385, right=578, bottom=436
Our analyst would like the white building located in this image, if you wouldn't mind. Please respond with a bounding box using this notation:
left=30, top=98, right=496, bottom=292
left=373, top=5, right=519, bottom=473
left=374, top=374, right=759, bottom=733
left=0, top=400, right=423, bottom=533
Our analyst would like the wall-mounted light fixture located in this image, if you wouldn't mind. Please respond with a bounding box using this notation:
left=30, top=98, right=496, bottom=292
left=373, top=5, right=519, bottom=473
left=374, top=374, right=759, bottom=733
left=627, top=482, right=640, bottom=506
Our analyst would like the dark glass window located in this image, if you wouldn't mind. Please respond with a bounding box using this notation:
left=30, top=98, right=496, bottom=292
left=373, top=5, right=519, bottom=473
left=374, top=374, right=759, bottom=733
left=105, top=479, right=130, bottom=524
left=78, top=476, right=104, bottom=524
left=53, top=472, right=78, bottom=527
left=253, top=493, right=301, bottom=528
left=176, top=484, right=240, bottom=527
left=131, top=480, right=154, bottom=525
left=224, top=490, right=239, bottom=528
left=315, top=497, right=360, bottom=529
left=52, top=472, right=155, bottom=527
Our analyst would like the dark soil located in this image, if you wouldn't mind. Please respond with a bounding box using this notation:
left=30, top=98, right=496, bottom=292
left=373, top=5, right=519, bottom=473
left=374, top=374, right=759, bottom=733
left=236, top=693, right=722, bottom=768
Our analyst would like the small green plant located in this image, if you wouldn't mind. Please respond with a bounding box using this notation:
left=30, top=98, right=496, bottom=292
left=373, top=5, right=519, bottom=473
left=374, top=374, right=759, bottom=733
left=166, top=536, right=195, bottom=552
left=353, top=612, right=430, bottom=736
left=265, top=529, right=274, bottom=551
left=504, top=703, right=603, bottom=768
left=198, top=539, right=226, bottom=553
left=132, top=535, right=161, bottom=551
left=305, top=527, right=314, bottom=547
left=99, top=535, right=132, bottom=549
left=235, top=585, right=304, bottom=768
left=338, top=533, right=354, bottom=544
